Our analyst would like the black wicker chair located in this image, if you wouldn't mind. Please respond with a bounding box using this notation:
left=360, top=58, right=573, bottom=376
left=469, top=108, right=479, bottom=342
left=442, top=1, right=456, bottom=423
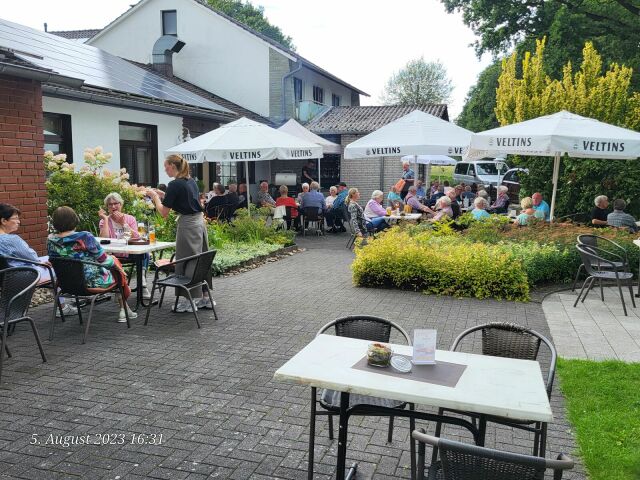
left=301, top=207, right=325, bottom=236
left=0, top=255, right=66, bottom=321
left=0, top=267, right=47, bottom=384
left=144, top=250, right=218, bottom=329
left=49, top=257, right=131, bottom=344
left=432, top=323, right=557, bottom=462
left=309, top=315, right=415, bottom=479
left=573, top=244, right=635, bottom=316
left=413, top=429, right=573, bottom=480
left=572, top=234, right=631, bottom=297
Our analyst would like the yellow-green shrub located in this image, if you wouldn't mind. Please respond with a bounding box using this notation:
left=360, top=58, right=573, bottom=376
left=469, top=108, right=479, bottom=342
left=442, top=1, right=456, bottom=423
left=352, top=229, right=530, bottom=301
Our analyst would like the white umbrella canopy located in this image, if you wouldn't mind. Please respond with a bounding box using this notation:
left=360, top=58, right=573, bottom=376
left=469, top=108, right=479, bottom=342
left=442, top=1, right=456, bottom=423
left=166, top=117, right=322, bottom=215
left=278, top=119, right=341, bottom=155
left=464, top=110, right=640, bottom=220
left=166, top=116, right=323, bottom=163
left=401, top=154, right=458, bottom=166
left=278, top=118, right=340, bottom=188
left=343, top=110, right=473, bottom=159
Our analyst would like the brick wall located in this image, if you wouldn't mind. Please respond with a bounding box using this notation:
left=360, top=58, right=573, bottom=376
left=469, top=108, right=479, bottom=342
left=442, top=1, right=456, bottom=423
left=339, top=134, right=406, bottom=205
left=0, top=74, right=47, bottom=254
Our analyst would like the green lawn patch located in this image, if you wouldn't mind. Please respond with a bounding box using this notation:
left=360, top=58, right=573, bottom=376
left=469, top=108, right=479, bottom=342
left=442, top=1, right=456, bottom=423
left=557, top=358, right=640, bottom=480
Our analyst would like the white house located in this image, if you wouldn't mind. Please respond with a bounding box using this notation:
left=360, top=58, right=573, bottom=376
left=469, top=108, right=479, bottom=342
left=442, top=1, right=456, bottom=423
left=86, top=0, right=368, bottom=124
left=0, top=17, right=247, bottom=185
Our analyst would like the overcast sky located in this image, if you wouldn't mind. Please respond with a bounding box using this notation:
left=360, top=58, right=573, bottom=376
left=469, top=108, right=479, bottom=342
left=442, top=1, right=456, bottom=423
left=1, top=0, right=492, bottom=118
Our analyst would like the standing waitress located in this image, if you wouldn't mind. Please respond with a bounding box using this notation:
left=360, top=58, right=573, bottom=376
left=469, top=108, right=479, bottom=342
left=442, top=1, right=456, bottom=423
left=145, top=155, right=212, bottom=313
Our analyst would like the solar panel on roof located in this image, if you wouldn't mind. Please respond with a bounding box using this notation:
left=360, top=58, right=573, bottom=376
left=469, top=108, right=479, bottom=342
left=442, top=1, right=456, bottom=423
left=0, top=18, right=232, bottom=114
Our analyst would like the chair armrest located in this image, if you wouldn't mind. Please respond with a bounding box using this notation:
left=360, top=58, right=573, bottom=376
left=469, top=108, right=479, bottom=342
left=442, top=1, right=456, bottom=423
left=2, top=255, right=54, bottom=284
left=155, top=251, right=211, bottom=272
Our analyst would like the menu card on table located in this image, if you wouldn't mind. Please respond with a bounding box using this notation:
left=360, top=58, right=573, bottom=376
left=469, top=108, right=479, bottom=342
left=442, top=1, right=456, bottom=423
left=412, top=329, right=437, bottom=365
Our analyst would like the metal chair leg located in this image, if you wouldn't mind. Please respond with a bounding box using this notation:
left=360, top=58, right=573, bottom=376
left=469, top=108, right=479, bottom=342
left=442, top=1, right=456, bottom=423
left=49, top=292, right=59, bottom=341
left=82, top=296, right=98, bottom=344
left=571, top=265, right=584, bottom=292
left=328, top=413, right=334, bottom=440
left=144, top=283, right=158, bottom=326
left=204, top=284, right=218, bottom=321
left=431, top=408, right=445, bottom=464
left=628, top=278, right=637, bottom=308
left=0, top=323, right=7, bottom=384
left=182, top=288, right=201, bottom=328
left=75, top=296, right=83, bottom=324
left=599, top=278, right=605, bottom=301
left=387, top=415, right=394, bottom=443
left=616, top=276, right=628, bottom=316
left=26, top=317, right=47, bottom=363
left=574, top=276, right=593, bottom=307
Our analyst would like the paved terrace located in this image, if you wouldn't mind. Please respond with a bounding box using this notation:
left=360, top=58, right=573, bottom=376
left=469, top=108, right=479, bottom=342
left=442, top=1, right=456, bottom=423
left=1, top=234, right=585, bottom=479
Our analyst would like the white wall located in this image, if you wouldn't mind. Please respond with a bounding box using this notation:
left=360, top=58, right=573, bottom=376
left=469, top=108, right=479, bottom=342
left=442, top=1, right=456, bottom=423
left=89, top=0, right=272, bottom=117
left=295, top=66, right=354, bottom=107
left=43, top=96, right=183, bottom=184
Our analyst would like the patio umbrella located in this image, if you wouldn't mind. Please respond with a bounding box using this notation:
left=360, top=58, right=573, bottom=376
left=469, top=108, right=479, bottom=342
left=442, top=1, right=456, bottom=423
left=464, top=110, right=640, bottom=220
left=278, top=118, right=341, bottom=187
left=166, top=117, right=323, bottom=215
left=344, top=110, right=472, bottom=193
left=344, top=110, right=472, bottom=159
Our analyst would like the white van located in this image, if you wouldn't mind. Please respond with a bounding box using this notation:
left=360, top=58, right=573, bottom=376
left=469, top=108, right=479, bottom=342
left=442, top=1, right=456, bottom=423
left=453, top=159, right=509, bottom=188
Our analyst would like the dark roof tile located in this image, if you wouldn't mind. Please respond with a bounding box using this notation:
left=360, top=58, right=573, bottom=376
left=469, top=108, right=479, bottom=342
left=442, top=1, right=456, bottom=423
left=49, top=29, right=102, bottom=40
left=305, top=105, right=449, bottom=135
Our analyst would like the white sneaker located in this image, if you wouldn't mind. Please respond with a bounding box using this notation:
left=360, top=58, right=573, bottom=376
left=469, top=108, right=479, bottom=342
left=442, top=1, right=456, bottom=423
left=171, top=300, right=197, bottom=313
left=195, top=298, right=215, bottom=310
left=142, top=287, right=152, bottom=300
left=56, top=304, right=78, bottom=317
left=117, top=308, right=138, bottom=322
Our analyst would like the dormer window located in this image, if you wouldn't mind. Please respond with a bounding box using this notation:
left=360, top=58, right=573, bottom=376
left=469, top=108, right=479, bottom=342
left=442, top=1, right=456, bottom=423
left=313, top=85, right=324, bottom=105
left=332, top=94, right=341, bottom=106
left=162, top=10, right=177, bottom=36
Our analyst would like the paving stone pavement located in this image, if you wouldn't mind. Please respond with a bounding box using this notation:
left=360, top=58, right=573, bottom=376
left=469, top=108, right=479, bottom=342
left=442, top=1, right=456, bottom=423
left=542, top=286, right=640, bottom=362
left=1, top=234, right=585, bottom=479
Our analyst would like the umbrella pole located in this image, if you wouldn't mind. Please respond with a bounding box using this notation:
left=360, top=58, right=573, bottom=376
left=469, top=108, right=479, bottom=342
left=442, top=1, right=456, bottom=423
left=245, top=160, right=250, bottom=217
left=318, top=156, right=321, bottom=189
left=549, top=153, right=561, bottom=222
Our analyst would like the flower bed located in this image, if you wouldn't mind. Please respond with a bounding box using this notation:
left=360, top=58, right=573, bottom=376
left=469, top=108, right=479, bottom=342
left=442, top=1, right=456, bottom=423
left=352, top=214, right=638, bottom=301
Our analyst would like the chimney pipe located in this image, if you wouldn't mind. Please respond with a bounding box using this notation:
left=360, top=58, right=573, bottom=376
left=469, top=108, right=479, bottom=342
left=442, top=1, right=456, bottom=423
left=151, top=35, right=185, bottom=77
left=44, top=22, right=48, bottom=32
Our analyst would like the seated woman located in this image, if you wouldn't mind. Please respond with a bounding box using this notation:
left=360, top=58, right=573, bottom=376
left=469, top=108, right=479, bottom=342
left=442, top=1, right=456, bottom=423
left=0, top=203, right=77, bottom=317
left=471, top=197, right=491, bottom=220
left=296, top=183, right=310, bottom=205
left=275, top=185, right=299, bottom=230
left=405, top=186, right=435, bottom=215
left=386, top=185, right=403, bottom=207
left=48, top=206, right=136, bottom=322
left=488, top=185, right=510, bottom=214
left=363, top=190, right=390, bottom=232
left=98, top=192, right=150, bottom=298
left=429, top=196, right=454, bottom=222
left=516, top=197, right=536, bottom=226
left=346, top=188, right=369, bottom=239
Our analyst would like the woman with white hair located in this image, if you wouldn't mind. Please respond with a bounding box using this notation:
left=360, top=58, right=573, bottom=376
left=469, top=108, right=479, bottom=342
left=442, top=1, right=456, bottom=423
left=429, top=196, right=453, bottom=222
left=471, top=196, right=490, bottom=220
left=364, top=190, right=390, bottom=232
left=296, top=182, right=310, bottom=205
left=591, top=195, right=609, bottom=227
left=488, top=185, right=510, bottom=214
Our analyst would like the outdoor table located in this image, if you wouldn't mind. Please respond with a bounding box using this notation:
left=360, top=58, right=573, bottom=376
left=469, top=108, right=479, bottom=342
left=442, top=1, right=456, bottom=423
left=97, top=238, right=176, bottom=311
left=384, top=213, right=422, bottom=224
left=274, top=334, right=553, bottom=480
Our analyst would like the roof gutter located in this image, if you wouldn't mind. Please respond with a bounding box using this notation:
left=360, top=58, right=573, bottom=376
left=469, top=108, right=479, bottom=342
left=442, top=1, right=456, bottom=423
left=281, top=60, right=302, bottom=122
left=42, top=84, right=236, bottom=122
left=0, top=62, right=84, bottom=89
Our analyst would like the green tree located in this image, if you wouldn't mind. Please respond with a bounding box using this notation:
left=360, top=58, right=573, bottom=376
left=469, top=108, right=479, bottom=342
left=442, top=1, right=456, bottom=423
left=206, top=0, right=295, bottom=50
left=439, top=0, right=640, bottom=88
left=495, top=39, right=640, bottom=217
left=455, top=60, right=501, bottom=131
left=381, top=58, right=453, bottom=106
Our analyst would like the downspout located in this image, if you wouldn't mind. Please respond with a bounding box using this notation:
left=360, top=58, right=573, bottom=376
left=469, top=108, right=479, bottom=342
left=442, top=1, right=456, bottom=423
left=281, top=60, right=302, bottom=122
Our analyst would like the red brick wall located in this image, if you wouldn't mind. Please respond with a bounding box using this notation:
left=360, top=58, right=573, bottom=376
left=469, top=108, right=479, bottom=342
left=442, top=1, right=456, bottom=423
left=0, top=74, right=47, bottom=254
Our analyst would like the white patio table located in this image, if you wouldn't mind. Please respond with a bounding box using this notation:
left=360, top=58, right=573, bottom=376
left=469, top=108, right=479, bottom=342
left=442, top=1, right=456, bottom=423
left=97, top=238, right=176, bottom=310
left=274, top=334, right=553, bottom=480
left=384, top=213, right=423, bottom=223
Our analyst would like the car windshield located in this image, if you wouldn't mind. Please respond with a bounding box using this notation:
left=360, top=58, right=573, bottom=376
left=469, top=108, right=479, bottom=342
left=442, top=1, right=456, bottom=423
left=476, top=162, right=509, bottom=175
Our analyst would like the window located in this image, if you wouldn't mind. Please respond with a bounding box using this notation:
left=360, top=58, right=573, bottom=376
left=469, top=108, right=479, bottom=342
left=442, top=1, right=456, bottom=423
left=162, top=10, right=177, bottom=36
left=331, top=94, right=340, bottom=107
left=43, top=113, right=72, bottom=161
left=313, top=85, right=324, bottom=104
left=454, top=163, right=468, bottom=175
left=293, top=77, right=303, bottom=104
left=119, top=122, right=158, bottom=186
